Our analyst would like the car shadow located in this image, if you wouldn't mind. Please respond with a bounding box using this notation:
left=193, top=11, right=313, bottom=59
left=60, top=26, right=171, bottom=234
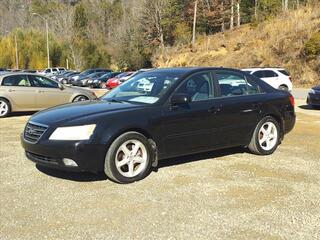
left=157, top=146, right=245, bottom=169
left=35, top=147, right=245, bottom=182
left=7, top=111, right=37, bottom=118
left=298, top=104, right=319, bottom=110
left=36, top=164, right=108, bottom=182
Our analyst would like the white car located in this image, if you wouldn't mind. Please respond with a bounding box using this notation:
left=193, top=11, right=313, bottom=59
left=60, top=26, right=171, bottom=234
left=38, top=67, right=66, bottom=77
left=242, top=68, right=293, bottom=91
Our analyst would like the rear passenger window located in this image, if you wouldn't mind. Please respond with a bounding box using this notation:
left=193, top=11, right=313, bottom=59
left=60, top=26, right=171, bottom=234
left=253, top=70, right=278, bottom=78
left=216, top=72, right=260, bottom=97
left=264, top=70, right=278, bottom=77
left=252, top=71, right=265, bottom=78
left=2, top=75, right=31, bottom=87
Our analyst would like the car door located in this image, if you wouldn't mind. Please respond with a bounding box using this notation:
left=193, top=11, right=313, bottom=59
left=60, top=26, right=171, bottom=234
left=28, top=75, right=70, bottom=109
left=161, top=71, right=223, bottom=157
left=1, top=75, right=37, bottom=110
left=212, top=70, right=262, bottom=146
left=253, top=70, right=279, bottom=89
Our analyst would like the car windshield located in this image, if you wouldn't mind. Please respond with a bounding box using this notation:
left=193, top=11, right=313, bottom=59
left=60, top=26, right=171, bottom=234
left=101, top=71, right=181, bottom=104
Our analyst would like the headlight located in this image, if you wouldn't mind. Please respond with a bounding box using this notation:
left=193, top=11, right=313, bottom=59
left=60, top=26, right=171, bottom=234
left=309, top=89, right=316, bottom=94
left=49, top=124, right=96, bottom=140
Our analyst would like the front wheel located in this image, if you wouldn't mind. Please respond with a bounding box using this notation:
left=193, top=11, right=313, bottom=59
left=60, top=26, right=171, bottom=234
left=104, top=132, right=154, bottom=184
left=248, top=116, right=280, bottom=155
left=73, top=95, right=89, bottom=102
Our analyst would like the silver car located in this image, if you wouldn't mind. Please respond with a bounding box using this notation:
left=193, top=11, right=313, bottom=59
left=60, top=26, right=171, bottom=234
left=0, top=73, right=97, bottom=118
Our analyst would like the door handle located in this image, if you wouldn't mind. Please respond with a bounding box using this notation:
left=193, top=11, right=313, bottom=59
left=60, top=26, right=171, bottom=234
left=241, top=103, right=262, bottom=113
left=37, top=90, right=44, bottom=93
left=208, top=106, right=221, bottom=114
left=8, top=89, right=15, bottom=92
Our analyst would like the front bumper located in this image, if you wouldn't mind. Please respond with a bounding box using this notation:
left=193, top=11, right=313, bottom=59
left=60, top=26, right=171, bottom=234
left=307, top=93, right=320, bottom=106
left=21, top=135, right=106, bottom=173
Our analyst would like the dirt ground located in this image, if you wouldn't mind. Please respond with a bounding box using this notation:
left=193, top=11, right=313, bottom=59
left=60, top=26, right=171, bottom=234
left=0, top=105, right=320, bottom=240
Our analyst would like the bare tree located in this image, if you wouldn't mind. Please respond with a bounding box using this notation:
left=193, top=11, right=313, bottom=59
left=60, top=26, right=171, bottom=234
left=192, top=0, right=198, bottom=46
left=282, top=0, right=289, bottom=11
left=254, top=0, right=258, bottom=19
left=230, top=0, right=234, bottom=30
left=236, top=0, right=241, bottom=27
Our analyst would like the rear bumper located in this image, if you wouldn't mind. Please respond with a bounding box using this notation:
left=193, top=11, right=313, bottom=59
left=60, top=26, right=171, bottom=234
left=283, top=110, right=296, bottom=134
left=21, top=135, right=106, bottom=173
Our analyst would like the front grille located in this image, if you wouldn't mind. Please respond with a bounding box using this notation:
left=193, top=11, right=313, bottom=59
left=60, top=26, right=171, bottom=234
left=24, top=122, right=48, bottom=143
left=26, top=152, right=59, bottom=165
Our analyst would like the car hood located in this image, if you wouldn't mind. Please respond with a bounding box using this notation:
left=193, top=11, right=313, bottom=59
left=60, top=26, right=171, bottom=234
left=30, top=100, right=142, bottom=126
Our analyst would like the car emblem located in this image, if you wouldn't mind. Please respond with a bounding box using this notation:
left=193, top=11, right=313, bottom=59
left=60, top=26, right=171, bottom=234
left=26, top=128, right=37, bottom=135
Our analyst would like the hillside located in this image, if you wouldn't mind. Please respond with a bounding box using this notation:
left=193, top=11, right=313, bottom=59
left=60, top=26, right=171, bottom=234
left=152, top=6, right=320, bottom=86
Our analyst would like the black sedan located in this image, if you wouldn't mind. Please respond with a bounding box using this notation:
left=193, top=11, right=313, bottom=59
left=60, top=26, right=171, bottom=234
left=88, top=72, right=122, bottom=88
left=307, top=85, right=320, bottom=108
left=21, top=67, right=295, bottom=183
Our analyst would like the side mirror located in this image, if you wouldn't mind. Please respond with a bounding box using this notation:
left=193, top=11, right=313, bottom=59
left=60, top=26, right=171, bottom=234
left=58, top=83, right=65, bottom=90
left=170, top=93, right=191, bottom=105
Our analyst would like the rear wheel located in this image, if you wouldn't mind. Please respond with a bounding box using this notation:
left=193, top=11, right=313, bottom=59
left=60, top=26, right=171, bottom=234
left=104, top=132, right=154, bottom=184
left=73, top=95, right=89, bottom=102
left=248, top=116, right=280, bottom=155
left=278, top=85, right=289, bottom=91
left=0, top=98, right=11, bottom=118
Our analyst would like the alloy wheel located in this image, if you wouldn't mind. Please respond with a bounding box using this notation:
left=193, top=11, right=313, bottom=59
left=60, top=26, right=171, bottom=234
left=258, top=122, right=278, bottom=151
left=0, top=100, right=9, bottom=117
left=115, top=140, right=148, bottom=178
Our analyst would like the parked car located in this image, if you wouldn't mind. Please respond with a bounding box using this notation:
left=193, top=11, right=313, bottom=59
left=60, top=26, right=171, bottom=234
left=77, top=71, right=111, bottom=87
left=22, top=69, right=37, bottom=73
left=0, top=68, right=8, bottom=75
left=89, top=72, right=122, bottom=88
left=39, top=67, right=66, bottom=77
left=51, top=71, right=74, bottom=81
left=242, top=68, right=293, bottom=92
left=60, top=72, right=81, bottom=84
left=70, top=69, right=111, bottom=85
left=0, top=73, right=97, bottom=118
left=307, top=85, right=320, bottom=108
left=105, top=72, right=134, bottom=89
left=21, top=67, right=295, bottom=184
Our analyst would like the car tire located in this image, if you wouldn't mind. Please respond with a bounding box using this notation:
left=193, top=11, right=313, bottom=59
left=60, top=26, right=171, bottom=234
left=104, top=132, right=154, bottom=184
left=73, top=95, right=89, bottom=102
left=248, top=116, right=281, bottom=155
left=278, top=85, right=289, bottom=91
left=0, top=98, right=11, bottom=118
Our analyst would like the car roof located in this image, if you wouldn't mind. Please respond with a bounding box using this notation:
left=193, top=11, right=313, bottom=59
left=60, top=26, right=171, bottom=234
left=0, top=72, right=53, bottom=80
left=145, top=67, right=246, bottom=75
left=242, top=67, right=285, bottom=71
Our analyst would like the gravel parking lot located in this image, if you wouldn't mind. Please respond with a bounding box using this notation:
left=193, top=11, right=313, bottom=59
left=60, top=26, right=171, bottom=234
left=1, top=101, right=320, bottom=239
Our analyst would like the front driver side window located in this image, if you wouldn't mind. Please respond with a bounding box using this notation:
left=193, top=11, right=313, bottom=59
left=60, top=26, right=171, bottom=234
left=29, top=75, right=59, bottom=88
left=176, top=72, right=214, bottom=102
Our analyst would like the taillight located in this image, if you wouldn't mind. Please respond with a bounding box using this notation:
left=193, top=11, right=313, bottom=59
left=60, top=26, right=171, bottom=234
left=289, top=95, right=295, bottom=107
left=289, top=76, right=292, bottom=82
